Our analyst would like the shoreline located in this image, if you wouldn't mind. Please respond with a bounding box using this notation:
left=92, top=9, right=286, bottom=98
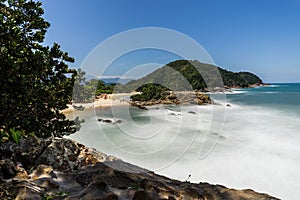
left=61, top=84, right=270, bottom=113
left=61, top=93, right=132, bottom=114
left=57, top=84, right=296, bottom=199
left=0, top=137, right=279, bottom=199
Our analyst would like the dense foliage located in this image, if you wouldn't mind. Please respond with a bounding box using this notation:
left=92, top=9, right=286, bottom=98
left=125, top=60, right=263, bottom=92
left=72, top=68, right=93, bottom=103
left=130, top=84, right=169, bottom=101
left=0, top=0, right=78, bottom=139
left=94, top=80, right=116, bottom=95
left=237, top=72, right=263, bottom=86
left=72, top=71, right=117, bottom=103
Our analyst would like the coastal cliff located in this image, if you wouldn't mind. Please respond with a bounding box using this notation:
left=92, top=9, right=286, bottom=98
left=0, top=137, right=279, bottom=200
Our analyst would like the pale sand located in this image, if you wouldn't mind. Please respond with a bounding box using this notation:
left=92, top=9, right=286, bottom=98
left=61, top=93, right=135, bottom=114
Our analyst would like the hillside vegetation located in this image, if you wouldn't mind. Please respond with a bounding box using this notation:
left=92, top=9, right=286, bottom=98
left=118, top=60, right=263, bottom=93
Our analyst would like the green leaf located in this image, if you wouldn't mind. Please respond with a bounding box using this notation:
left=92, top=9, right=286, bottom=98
left=10, top=128, right=21, bottom=144
left=0, top=0, right=78, bottom=138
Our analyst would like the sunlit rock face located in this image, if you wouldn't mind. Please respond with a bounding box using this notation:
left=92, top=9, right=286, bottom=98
left=0, top=137, right=278, bottom=199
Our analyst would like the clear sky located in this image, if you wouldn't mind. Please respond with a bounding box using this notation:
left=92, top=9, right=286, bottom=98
left=41, top=0, right=300, bottom=83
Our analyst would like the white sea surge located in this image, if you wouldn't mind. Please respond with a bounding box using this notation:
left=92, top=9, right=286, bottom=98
left=68, top=99, right=300, bottom=200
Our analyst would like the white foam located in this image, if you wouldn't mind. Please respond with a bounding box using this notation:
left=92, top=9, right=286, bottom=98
left=68, top=103, right=300, bottom=200
left=269, top=84, right=280, bottom=87
left=229, top=90, right=248, bottom=94
left=205, top=90, right=248, bottom=95
left=262, top=91, right=280, bottom=94
left=155, top=104, right=300, bottom=200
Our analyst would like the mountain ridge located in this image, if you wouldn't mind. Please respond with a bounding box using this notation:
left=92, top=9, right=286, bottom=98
left=120, top=60, right=264, bottom=92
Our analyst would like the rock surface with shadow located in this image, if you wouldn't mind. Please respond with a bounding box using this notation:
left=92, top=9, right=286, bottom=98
left=130, top=91, right=213, bottom=109
left=0, top=137, right=279, bottom=200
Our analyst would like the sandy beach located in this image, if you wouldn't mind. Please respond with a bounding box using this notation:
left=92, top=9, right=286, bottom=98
left=61, top=93, right=133, bottom=114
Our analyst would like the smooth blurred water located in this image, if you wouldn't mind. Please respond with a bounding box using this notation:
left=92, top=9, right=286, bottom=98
left=67, top=84, right=300, bottom=200
left=227, top=83, right=300, bottom=117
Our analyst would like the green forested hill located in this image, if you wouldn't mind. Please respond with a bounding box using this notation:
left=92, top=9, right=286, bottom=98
left=120, top=60, right=263, bottom=92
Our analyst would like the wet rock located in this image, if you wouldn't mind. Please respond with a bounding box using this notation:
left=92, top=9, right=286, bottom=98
left=102, top=119, right=113, bottom=123
left=113, top=119, right=123, bottom=124
left=73, top=105, right=85, bottom=111
left=98, top=118, right=124, bottom=124
left=135, top=104, right=148, bottom=110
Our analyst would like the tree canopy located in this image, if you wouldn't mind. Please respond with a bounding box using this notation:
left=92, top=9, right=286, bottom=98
left=72, top=71, right=118, bottom=103
left=124, top=60, right=263, bottom=92
left=0, top=0, right=78, bottom=139
left=130, top=84, right=169, bottom=101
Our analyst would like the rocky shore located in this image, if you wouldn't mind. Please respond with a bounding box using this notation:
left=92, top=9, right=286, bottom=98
left=129, top=83, right=270, bottom=109
left=0, top=137, right=279, bottom=200
left=130, top=92, right=212, bottom=109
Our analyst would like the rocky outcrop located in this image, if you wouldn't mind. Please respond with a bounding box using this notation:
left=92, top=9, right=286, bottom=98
left=130, top=91, right=212, bottom=109
left=248, top=83, right=270, bottom=88
left=98, top=118, right=124, bottom=124
left=0, top=137, right=279, bottom=200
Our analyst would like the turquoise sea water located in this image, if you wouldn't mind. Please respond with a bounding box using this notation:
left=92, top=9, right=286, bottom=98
left=68, top=83, right=300, bottom=200
left=227, top=83, right=300, bottom=117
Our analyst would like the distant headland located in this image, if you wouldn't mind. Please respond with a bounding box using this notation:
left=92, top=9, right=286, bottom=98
left=112, top=60, right=267, bottom=108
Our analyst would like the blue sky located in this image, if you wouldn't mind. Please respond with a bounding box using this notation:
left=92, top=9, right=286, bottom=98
left=41, top=0, right=300, bottom=83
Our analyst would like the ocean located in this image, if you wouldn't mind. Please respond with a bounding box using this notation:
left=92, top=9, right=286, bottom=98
left=67, top=83, right=300, bottom=200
